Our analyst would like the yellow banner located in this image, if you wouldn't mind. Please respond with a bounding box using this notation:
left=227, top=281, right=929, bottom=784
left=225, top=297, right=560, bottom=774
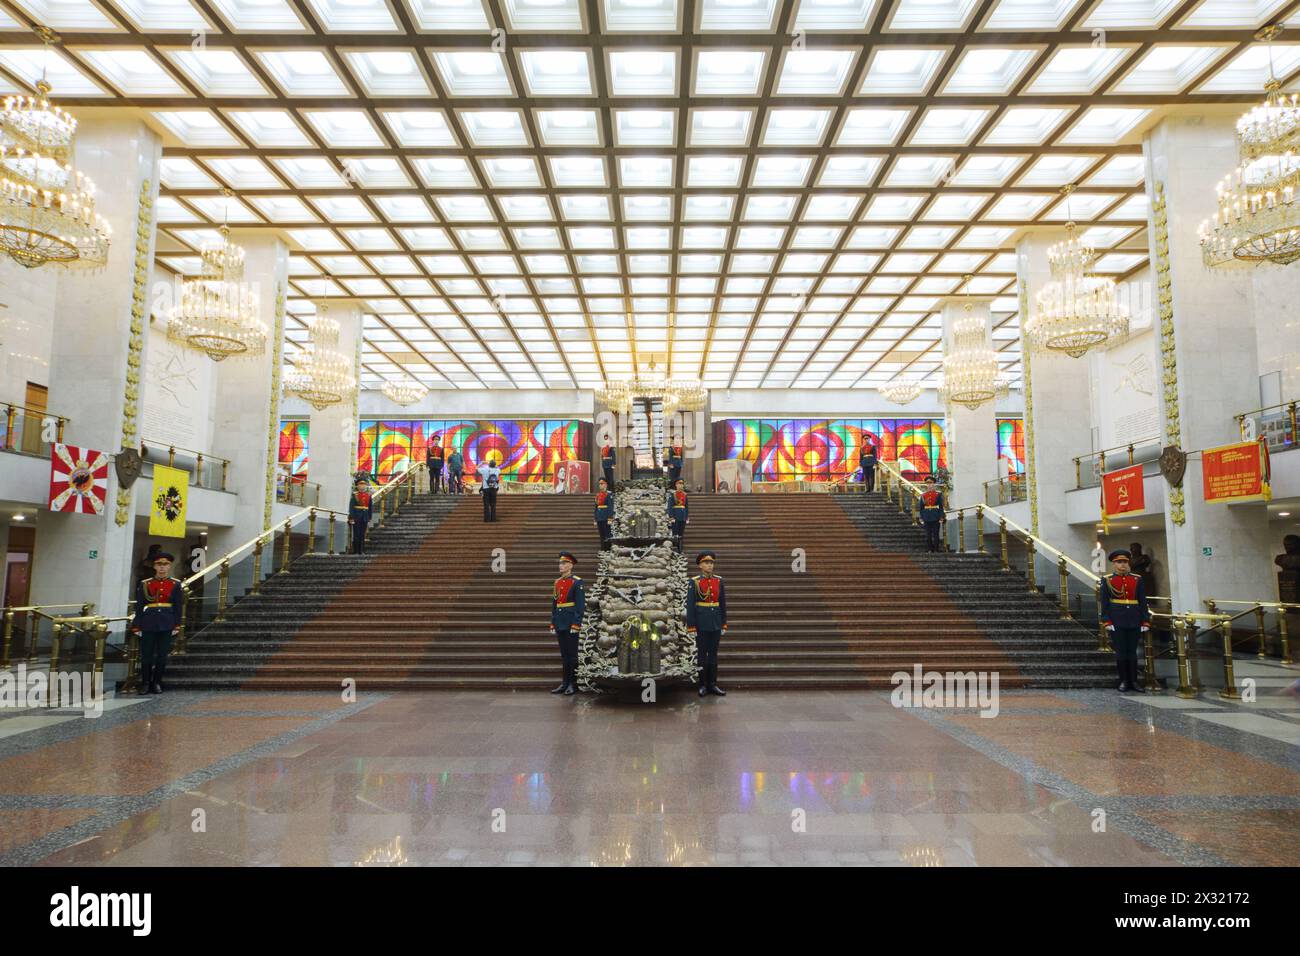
left=148, top=464, right=189, bottom=537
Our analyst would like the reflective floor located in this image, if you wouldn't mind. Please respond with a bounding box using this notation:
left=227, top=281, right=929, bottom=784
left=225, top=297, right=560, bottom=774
left=1, top=671, right=1298, bottom=866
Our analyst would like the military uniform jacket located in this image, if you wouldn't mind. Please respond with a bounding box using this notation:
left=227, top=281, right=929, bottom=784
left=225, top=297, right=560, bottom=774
left=594, top=489, right=614, bottom=521
left=600, top=445, right=616, bottom=470
left=349, top=491, right=373, bottom=523
left=551, top=575, right=585, bottom=632
left=1100, top=572, right=1151, bottom=629
left=919, top=489, right=945, bottom=523
left=668, top=488, right=689, bottom=521
left=132, top=577, right=184, bottom=632
left=859, top=449, right=878, bottom=473
left=426, top=446, right=444, bottom=467
left=668, top=445, right=684, bottom=469
left=686, top=575, right=727, bottom=633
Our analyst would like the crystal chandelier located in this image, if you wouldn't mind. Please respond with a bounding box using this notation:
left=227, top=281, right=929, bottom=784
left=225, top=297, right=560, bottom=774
left=1200, top=24, right=1300, bottom=267
left=167, top=213, right=266, bottom=361
left=0, top=73, right=111, bottom=269
left=597, top=355, right=706, bottom=417
left=381, top=375, right=427, bottom=406
left=285, top=309, right=356, bottom=410
left=939, top=277, right=1009, bottom=410
left=878, top=377, right=922, bottom=406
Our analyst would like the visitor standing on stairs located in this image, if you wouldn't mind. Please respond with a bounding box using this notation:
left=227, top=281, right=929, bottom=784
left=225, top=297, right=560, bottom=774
left=447, top=449, right=464, bottom=494
left=594, top=477, right=614, bottom=549
left=426, top=434, right=444, bottom=494
left=1100, top=549, right=1151, bottom=694
left=477, top=458, right=501, bottom=522
left=131, top=551, right=183, bottom=695
left=687, top=551, right=728, bottom=697
left=349, top=477, right=373, bottom=554
left=668, top=478, right=689, bottom=552
left=550, top=551, right=585, bottom=696
left=919, top=477, right=946, bottom=552
left=859, top=441, right=878, bottom=493
left=600, top=442, right=616, bottom=490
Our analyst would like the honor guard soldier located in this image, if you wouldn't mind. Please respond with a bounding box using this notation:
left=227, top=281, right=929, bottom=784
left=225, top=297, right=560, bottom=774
left=131, top=551, right=184, bottom=695
left=687, top=551, right=728, bottom=697
left=426, top=433, right=445, bottom=494
left=1100, top=548, right=1152, bottom=693
left=859, top=441, right=879, bottom=493
left=594, top=478, right=615, bottom=550
left=550, top=551, right=585, bottom=696
left=600, top=442, right=616, bottom=490
left=919, top=476, right=946, bottom=552
left=349, top=477, right=373, bottom=554
left=664, top=436, right=685, bottom=485
left=668, top=478, right=689, bottom=552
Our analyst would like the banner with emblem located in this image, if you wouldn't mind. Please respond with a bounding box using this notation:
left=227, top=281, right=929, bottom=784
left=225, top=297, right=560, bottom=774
left=1202, top=438, right=1271, bottom=504
left=1100, top=464, right=1145, bottom=533
left=148, top=464, right=189, bottom=537
left=48, top=444, right=110, bottom=515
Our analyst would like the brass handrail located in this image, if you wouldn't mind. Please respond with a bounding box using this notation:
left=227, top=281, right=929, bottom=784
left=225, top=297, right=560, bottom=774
left=2, top=402, right=68, bottom=449
left=1203, top=599, right=1296, bottom=665
left=140, top=440, right=231, bottom=491
left=1235, top=399, right=1297, bottom=442
left=1071, top=438, right=1162, bottom=487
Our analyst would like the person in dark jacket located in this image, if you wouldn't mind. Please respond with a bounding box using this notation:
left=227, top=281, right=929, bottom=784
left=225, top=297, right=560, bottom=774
left=1101, top=548, right=1152, bottom=693
left=130, top=551, right=184, bottom=694
left=919, top=476, right=946, bottom=552
left=687, top=551, right=728, bottom=697
left=349, top=477, right=373, bottom=554
left=446, top=449, right=464, bottom=495
left=550, top=551, right=585, bottom=696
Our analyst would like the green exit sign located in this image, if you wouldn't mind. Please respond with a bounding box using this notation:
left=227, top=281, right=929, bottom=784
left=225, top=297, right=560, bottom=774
left=1202, top=547, right=1213, bottom=557
left=88, top=550, right=98, bottom=559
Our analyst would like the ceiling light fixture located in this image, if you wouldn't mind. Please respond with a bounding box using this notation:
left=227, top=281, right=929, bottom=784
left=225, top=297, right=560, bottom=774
left=939, top=274, right=1009, bottom=410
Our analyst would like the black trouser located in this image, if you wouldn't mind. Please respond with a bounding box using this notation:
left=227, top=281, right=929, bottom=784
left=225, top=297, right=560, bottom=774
left=671, top=517, right=685, bottom=551
left=351, top=518, right=369, bottom=554
left=668, top=465, right=681, bottom=485
left=556, top=629, right=579, bottom=688
left=695, top=629, right=722, bottom=688
left=862, top=466, right=875, bottom=492
left=1112, top=627, right=1141, bottom=686
left=139, top=630, right=173, bottom=689
left=481, top=487, right=497, bottom=521
left=429, top=465, right=443, bottom=493
left=923, top=520, right=942, bottom=552
left=603, top=466, right=614, bottom=489
left=596, top=520, right=610, bottom=549
left=449, top=471, right=462, bottom=494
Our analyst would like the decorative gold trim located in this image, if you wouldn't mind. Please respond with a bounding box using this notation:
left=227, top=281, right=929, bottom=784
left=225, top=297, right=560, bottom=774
left=1019, top=274, right=1039, bottom=537
left=262, top=282, right=286, bottom=529
left=116, top=179, right=154, bottom=526
left=1152, top=182, right=1186, bottom=526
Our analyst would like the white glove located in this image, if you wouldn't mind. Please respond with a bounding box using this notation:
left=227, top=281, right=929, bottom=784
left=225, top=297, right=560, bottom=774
left=1106, top=624, right=1115, bottom=631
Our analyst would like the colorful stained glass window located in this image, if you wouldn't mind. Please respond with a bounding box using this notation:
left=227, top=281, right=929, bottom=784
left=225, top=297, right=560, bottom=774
left=997, top=418, right=1027, bottom=475
left=718, top=418, right=948, bottom=482
left=278, top=420, right=309, bottom=477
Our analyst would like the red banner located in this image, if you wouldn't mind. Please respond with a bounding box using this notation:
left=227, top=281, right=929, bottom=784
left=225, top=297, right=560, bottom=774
left=49, top=444, right=109, bottom=515
left=1202, top=439, right=1271, bottom=504
left=1100, top=464, right=1144, bottom=533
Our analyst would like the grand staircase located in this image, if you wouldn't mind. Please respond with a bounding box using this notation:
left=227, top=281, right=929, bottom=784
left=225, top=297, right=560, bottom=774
left=165, top=484, right=1113, bottom=691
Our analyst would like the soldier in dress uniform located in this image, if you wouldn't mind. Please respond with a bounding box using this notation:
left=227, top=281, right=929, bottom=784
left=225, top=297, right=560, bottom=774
left=600, top=442, right=616, bottom=491
left=349, top=477, right=373, bottom=554
left=594, top=477, right=615, bottom=550
left=664, top=436, right=685, bottom=486
left=1100, top=548, right=1151, bottom=693
left=426, top=433, right=444, bottom=494
left=919, top=476, right=946, bottom=552
left=859, top=440, right=879, bottom=493
left=550, top=551, right=585, bottom=696
left=130, top=551, right=184, bottom=695
left=687, top=551, right=728, bottom=697
left=668, top=477, right=689, bottom=552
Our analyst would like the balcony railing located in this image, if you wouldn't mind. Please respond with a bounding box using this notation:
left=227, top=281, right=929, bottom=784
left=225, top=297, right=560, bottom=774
left=140, top=441, right=231, bottom=491
left=277, top=477, right=321, bottom=507
left=984, top=474, right=1027, bottom=506
left=1, top=403, right=68, bottom=458
left=1072, top=438, right=1162, bottom=490
left=1236, top=400, right=1297, bottom=453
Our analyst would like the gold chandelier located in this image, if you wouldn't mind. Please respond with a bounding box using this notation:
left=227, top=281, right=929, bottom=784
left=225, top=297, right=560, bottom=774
left=939, top=276, right=1009, bottom=410
left=0, top=75, right=111, bottom=270
left=1200, top=24, right=1300, bottom=267
left=285, top=309, right=356, bottom=410
left=878, top=377, right=922, bottom=406
left=597, top=356, right=706, bottom=417
left=381, top=375, right=427, bottom=406
left=1025, top=189, right=1130, bottom=358
left=167, top=212, right=266, bottom=361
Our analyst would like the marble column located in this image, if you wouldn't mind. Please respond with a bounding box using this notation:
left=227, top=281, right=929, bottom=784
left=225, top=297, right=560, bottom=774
left=29, top=119, right=162, bottom=614
left=1016, top=231, right=1096, bottom=563
left=205, top=233, right=289, bottom=556
left=1144, top=112, right=1274, bottom=611
left=306, top=299, right=364, bottom=514
left=940, top=296, right=999, bottom=509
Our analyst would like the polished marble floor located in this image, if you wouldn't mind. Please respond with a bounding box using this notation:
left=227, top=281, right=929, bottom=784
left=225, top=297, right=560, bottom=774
left=1, top=673, right=1298, bottom=866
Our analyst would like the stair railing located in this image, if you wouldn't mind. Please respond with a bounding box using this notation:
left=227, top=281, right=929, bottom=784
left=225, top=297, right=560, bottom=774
left=1202, top=599, right=1296, bottom=665
left=2, top=603, right=93, bottom=668
left=370, top=462, right=427, bottom=529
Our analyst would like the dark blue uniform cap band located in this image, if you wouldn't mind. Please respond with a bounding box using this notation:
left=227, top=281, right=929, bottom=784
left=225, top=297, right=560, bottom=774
left=1109, top=549, right=1132, bottom=561
left=696, top=551, right=716, bottom=564
left=558, top=551, right=578, bottom=564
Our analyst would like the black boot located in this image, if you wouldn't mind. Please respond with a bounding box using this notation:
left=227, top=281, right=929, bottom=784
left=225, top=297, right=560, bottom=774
left=138, top=664, right=153, bottom=696
left=1128, top=658, right=1145, bottom=693
left=708, top=658, right=726, bottom=696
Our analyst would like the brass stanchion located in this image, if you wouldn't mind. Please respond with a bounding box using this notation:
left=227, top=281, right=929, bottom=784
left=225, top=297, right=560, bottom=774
left=125, top=629, right=140, bottom=693
left=216, top=561, right=229, bottom=622
left=221, top=459, right=228, bottom=491
left=328, top=516, right=336, bottom=555
left=998, top=519, right=1009, bottom=571
left=1058, top=557, right=1070, bottom=619
left=92, top=621, right=107, bottom=695
left=55, top=417, right=65, bottom=443
left=910, top=492, right=919, bottom=526
left=1188, top=620, right=1203, bottom=691
left=251, top=540, right=263, bottom=595
left=1, top=608, right=12, bottom=668
left=175, top=587, right=189, bottom=655
left=48, top=622, right=63, bottom=707
left=1218, top=615, right=1241, bottom=700
left=957, top=510, right=966, bottom=553
left=281, top=519, right=292, bottom=571
left=975, top=505, right=986, bottom=553
left=1025, top=536, right=1037, bottom=592
left=307, top=510, right=316, bottom=554
left=167, top=446, right=176, bottom=467
left=1142, top=627, right=1162, bottom=693
left=1279, top=610, right=1293, bottom=665
left=1255, top=605, right=1268, bottom=658
left=1074, top=457, right=1081, bottom=489
left=1173, top=616, right=1196, bottom=698
left=1096, top=584, right=1110, bottom=652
